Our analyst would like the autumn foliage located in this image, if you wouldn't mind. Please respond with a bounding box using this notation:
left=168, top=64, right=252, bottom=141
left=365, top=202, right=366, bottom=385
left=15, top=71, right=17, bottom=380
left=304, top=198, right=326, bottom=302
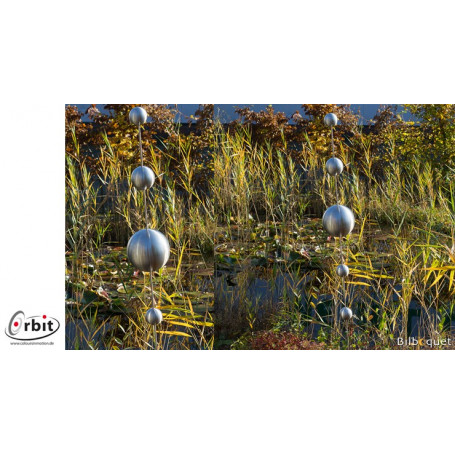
left=249, top=330, right=324, bottom=350
left=65, top=103, right=455, bottom=173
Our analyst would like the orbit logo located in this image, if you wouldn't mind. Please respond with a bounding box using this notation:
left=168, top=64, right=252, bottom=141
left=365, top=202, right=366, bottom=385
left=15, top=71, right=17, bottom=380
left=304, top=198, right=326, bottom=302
left=5, top=311, right=60, bottom=341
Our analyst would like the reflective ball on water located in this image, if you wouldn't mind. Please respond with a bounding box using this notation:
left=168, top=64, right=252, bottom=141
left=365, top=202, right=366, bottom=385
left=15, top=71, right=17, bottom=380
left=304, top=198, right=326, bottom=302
left=129, top=106, right=148, bottom=126
left=326, top=157, right=344, bottom=176
left=340, top=307, right=353, bottom=321
left=131, top=166, right=155, bottom=190
left=322, top=205, right=355, bottom=237
left=127, top=229, right=170, bottom=272
left=145, top=307, right=163, bottom=325
left=324, top=113, right=338, bottom=127
left=336, top=264, right=350, bottom=277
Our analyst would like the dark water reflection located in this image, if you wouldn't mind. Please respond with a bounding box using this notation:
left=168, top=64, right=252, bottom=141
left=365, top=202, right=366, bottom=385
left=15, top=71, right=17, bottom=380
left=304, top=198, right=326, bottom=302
left=215, top=268, right=454, bottom=343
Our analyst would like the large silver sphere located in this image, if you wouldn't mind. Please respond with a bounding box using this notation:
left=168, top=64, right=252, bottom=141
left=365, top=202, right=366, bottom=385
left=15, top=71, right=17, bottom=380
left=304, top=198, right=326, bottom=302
left=129, top=107, right=148, bottom=126
left=131, top=166, right=155, bottom=190
left=340, top=307, right=353, bottom=321
left=145, top=307, right=163, bottom=325
left=322, top=205, right=355, bottom=237
left=336, top=264, right=350, bottom=277
left=326, top=157, right=344, bottom=176
left=127, top=229, right=170, bottom=272
left=324, top=113, right=338, bottom=127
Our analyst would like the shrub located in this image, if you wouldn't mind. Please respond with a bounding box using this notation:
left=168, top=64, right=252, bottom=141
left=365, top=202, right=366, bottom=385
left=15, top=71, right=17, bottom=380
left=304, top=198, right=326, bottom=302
left=248, top=330, right=324, bottom=350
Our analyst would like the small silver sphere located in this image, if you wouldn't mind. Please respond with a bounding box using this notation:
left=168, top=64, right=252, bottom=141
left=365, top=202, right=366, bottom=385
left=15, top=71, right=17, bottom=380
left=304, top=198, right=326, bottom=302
left=340, top=307, right=353, bottom=321
left=131, top=166, right=155, bottom=190
left=127, top=229, right=170, bottom=272
left=322, top=205, right=355, bottom=237
left=324, top=113, right=338, bottom=127
left=145, top=307, right=163, bottom=325
left=129, top=107, right=148, bottom=126
left=326, top=157, right=344, bottom=176
left=336, top=264, right=350, bottom=277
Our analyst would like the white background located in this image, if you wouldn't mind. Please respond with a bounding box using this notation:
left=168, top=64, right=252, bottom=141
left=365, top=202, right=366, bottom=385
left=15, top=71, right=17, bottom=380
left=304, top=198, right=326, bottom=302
left=1, top=1, right=454, bottom=454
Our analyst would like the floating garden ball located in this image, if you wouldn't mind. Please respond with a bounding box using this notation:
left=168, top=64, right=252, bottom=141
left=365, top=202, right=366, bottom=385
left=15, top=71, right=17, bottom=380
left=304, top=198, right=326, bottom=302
left=340, top=307, right=353, bottom=321
left=145, top=307, right=163, bottom=325
left=322, top=204, right=355, bottom=237
left=131, top=166, right=155, bottom=190
left=326, top=157, right=344, bottom=176
left=336, top=264, right=350, bottom=277
left=127, top=229, right=170, bottom=272
left=324, top=113, right=338, bottom=127
left=129, top=106, right=148, bottom=126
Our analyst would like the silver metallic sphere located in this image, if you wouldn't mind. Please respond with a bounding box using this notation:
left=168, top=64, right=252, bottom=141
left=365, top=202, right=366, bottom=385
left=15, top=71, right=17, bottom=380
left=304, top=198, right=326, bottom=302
left=336, top=264, right=350, bottom=277
left=131, top=166, right=155, bottom=191
left=127, top=229, right=170, bottom=272
left=340, top=307, right=353, bottom=321
left=129, top=107, right=148, bottom=126
left=145, top=307, right=163, bottom=325
left=324, top=113, right=338, bottom=127
left=322, top=205, right=355, bottom=237
left=326, top=157, right=344, bottom=176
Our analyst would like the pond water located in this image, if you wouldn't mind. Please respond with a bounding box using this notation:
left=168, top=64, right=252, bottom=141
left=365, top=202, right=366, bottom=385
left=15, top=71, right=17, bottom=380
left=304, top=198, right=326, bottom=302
left=215, top=267, right=454, bottom=344
left=65, top=246, right=214, bottom=350
left=214, top=219, right=455, bottom=348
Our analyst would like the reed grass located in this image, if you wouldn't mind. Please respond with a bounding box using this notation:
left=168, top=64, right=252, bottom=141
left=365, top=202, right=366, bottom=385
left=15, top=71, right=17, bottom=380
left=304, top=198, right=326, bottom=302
left=213, top=123, right=455, bottom=349
left=65, top=126, right=214, bottom=350
left=66, top=117, right=455, bottom=349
